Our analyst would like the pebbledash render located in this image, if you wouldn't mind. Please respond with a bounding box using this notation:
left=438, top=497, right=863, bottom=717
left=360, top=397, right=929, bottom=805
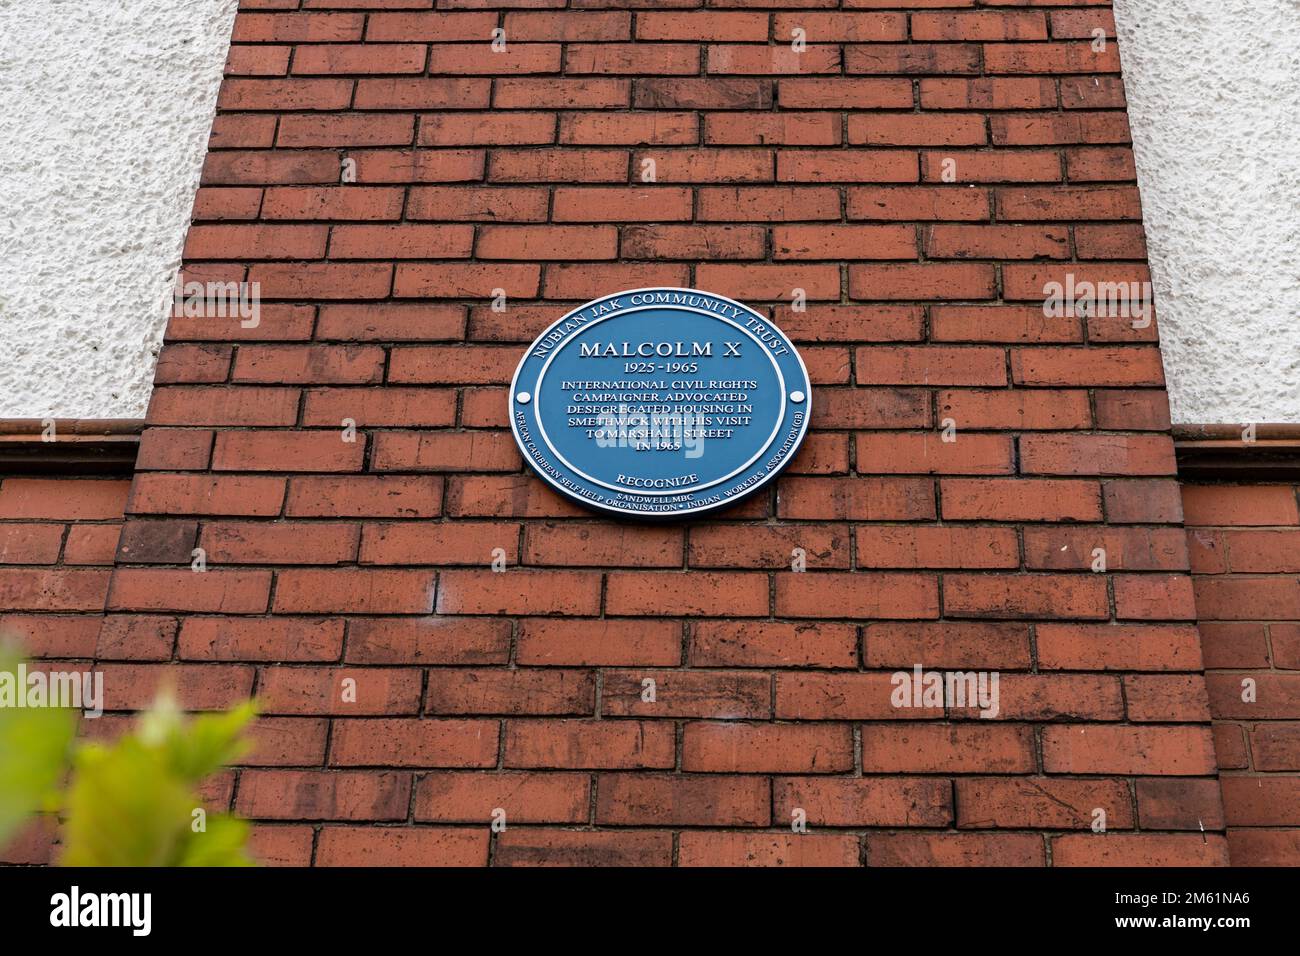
left=2, top=2, right=1298, bottom=867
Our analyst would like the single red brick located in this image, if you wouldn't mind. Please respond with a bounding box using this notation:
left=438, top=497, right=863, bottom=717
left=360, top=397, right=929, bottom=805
left=698, top=185, right=839, bottom=221
left=317, top=827, right=489, bottom=867
left=248, top=826, right=314, bottom=867
left=282, top=116, right=425, bottom=154
left=433, top=44, right=561, bottom=74
left=1052, top=834, right=1229, bottom=867
left=1181, top=485, right=1299, bottom=526
left=956, top=776, right=1132, bottom=829
left=513, top=619, right=685, bottom=672
left=859, top=433, right=1016, bottom=476
left=938, top=389, right=1091, bottom=430
left=506, top=11, right=631, bottom=42
left=774, top=776, right=952, bottom=827
left=944, top=573, right=1109, bottom=619
left=1227, top=829, right=1300, bottom=866
left=393, top=263, right=540, bottom=299
left=504, top=719, right=675, bottom=769
left=678, top=832, right=859, bottom=867
left=365, top=11, right=497, bottom=42
left=857, top=525, right=1020, bottom=568
left=346, top=617, right=511, bottom=666
left=601, top=669, right=769, bottom=719
left=354, top=78, right=490, bottom=110
left=213, top=430, right=364, bottom=472
left=776, top=672, right=928, bottom=721
left=245, top=718, right=328, bottom=768
left=867, top=832, right=1044, bottom=867
left=496, top=78, right=629, bottom=109
left=107, top=569, right=270, bottom=613
left=178, top=617, right=344, bottom=662
left=0, top=479, right=129, bottom=521
left=941, top=478, right=1101, bottom=521
left=249, top=263, right=393, bottom=299
left=851, top=265, right=997, bottom=302
left=595, top=773, right=769, bottom=826
left=636, top=11, right=769, bottom=42
left=681, top=723, right=852, bottom=775
left=331, top=718, right=498, bottom=766
left=408, top=185, right=549, bottom=221
left=1043, top=725, right=1217, bottom=775
left=1023, top=526, right=1188, bottom=572
left=185, top=224, right=328, bottom=260
left=984, top=42, right=1120, bottom=75
left=286, top=476, right=443, bottom=519
left=219, top=78, right=354, bottom=111
left=425, top=668, right=594, bottom=716
left=273, top=568, right=436, bottom=613
left=476, top=225, right=618, bottom=260
left=865, top=621, right=1031, bottom=670
left=704, top=112, right=839, bottom=145
left=688, top=620, right=854, bottom=668
left=1136, top=778, right=1226, bottom=830
left=261, top=185, right=403, bottom=220
left=1038, top=623, right=1203, bottom=672
left=1105, top=479, right=1185, bottom=524
left=862, top=724, right=1036, bottom=773
left=848, top=186, right=990, bottom=221
left=773, top=224, right=916, bottom=260
left=1251, top=723, right=1300, bottom=771
left=95, top=663, right=253, bottom=710
left=302, top=388, right=457, bottom=427
left=329, top=224, right=474, bottom=259
left=778, top=78, right=912, bottom=109
left=422, top=112, right=555, bottom=146
left=998, top=185, right=1141, bottom=220
left=237, top=769, right=408, bottom=820
left=635, top=78, right=771, bottom=110
left=921, top=77, right=1056, bottom=110
left=371, top=431, right=520, bottom=473
left=0, top=524, right=64, bottom=564
left=846, top=43, right=981, bottom=75
left=0, top=569, right=109, bottom=612
left=317, top=303, right=465, bottom=341
left=524, top=521, right=683, bottom=568
left=437, top=569, right=601, bottom=615
left=561, top=111, right=697, bottom=145
left=494, top=829, right=672, bottom=867
left=696, top=263, right=839, bottom=299
left=415, top=772, right=590, bottom=824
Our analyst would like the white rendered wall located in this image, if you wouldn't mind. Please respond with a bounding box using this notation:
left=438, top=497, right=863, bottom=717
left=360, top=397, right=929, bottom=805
left=0, top=1, right=1294, bottom=423
left=1114, top=0, right=1300, bottom=423
left=0, top=0, right=238, bottom=419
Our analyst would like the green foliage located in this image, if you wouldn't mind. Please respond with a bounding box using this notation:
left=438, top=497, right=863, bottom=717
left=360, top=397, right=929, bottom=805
left=0, top=650, right=77, bottom=848
left=0, top=647, right=257, bottom=867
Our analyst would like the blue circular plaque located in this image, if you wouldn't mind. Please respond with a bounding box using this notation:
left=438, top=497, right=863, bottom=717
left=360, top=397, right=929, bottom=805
left=509, top=288, right=812, bottom=519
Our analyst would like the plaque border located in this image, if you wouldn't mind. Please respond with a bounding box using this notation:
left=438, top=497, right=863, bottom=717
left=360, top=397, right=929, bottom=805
left=508, top=287, right=812, bottom=520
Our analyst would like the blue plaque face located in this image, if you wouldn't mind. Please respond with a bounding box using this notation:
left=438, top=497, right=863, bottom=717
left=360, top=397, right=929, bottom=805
left=509, top=288, right=812, bottom=519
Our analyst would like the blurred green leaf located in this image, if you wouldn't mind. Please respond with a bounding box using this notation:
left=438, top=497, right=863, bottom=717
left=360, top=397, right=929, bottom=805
left=0, top=650, right=78, bottom=848
left=0, top=644, right=258, bottom=867
left=59, top=699, right=258, bottom=866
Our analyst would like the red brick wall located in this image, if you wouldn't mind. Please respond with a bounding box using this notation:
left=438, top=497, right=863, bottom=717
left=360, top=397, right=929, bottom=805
left=0, top=477, right=127, bottom=658
left=1183, top=482, right=1300, bottom=866
left=0, top=476, right=128, bottom=865
left=14, top=1, right=1248, bottom=866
